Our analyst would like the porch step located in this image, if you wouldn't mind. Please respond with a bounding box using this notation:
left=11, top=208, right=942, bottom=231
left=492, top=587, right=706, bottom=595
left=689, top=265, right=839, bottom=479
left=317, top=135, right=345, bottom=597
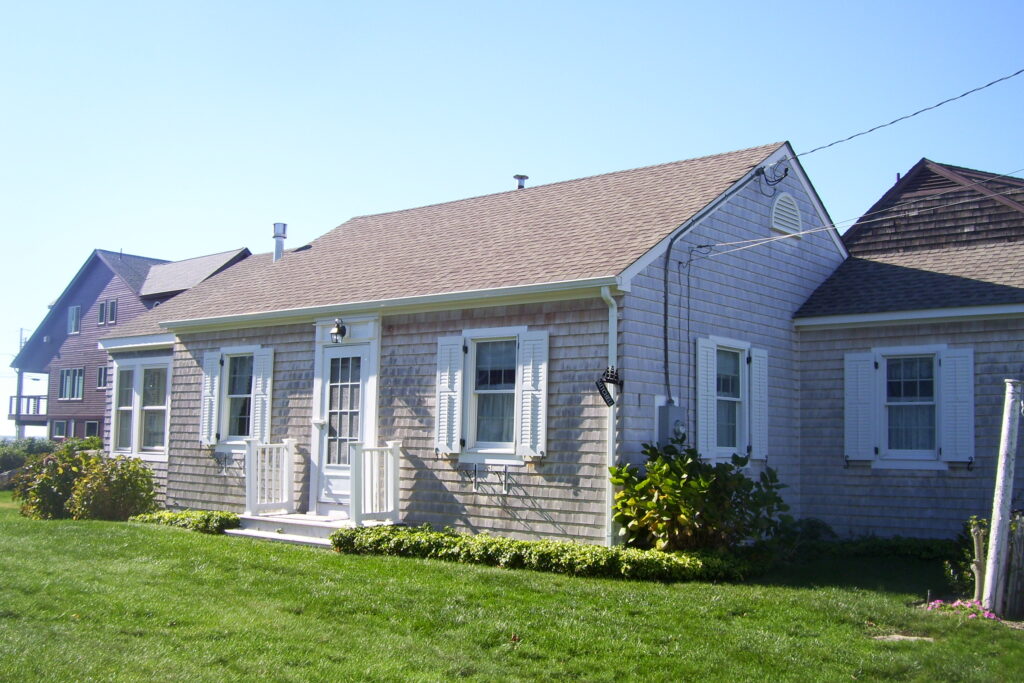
left=225, top=527, right=335, bottom=548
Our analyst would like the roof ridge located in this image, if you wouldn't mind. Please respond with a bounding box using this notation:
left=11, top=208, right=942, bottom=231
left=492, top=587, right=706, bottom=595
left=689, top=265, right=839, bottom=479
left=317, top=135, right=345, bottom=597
left=338, top=142, right=785, bottom=224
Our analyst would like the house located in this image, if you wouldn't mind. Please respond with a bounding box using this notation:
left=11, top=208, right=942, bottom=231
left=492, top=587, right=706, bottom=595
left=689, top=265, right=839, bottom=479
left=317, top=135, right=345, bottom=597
left=794, top=159, right=1024, bottom=538
left=102, top=142, right=849, bottom=544
left=10, top=248, right=250, bottom=444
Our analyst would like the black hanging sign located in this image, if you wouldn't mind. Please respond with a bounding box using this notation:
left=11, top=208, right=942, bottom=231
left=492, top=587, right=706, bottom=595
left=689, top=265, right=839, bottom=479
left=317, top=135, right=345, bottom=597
left=596, top=378, right=615, bottom=407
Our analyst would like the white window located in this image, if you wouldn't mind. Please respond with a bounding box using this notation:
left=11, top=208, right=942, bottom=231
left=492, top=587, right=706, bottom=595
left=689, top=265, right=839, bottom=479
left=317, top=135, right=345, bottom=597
left=97, top=366, right=109, bottom=389
left=51, top=420, right=67, bottom=439
left=107, top=299, right=117, bottom=324
left=58, top=368, right=84, bottom=400
left=67, top=305, right=81, bottom=334
left=98, top=302, right=106, bottom=326
left=112, top=359, right=172, bottom=460
left=199, top=346, right=274, bottom=447
left=435, top=327, right=548, bottom=463
left=696, top=337, right=768, bottom=462
left=97, top=299, right=116, bottom=325
left=844, top=345, right=974, bottom=469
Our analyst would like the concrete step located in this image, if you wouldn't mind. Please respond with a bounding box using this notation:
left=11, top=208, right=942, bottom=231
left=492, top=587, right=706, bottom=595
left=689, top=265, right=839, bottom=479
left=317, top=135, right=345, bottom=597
left=225, top=527, right=334, bottom=548
left=238, top=513, right=353, bottom=539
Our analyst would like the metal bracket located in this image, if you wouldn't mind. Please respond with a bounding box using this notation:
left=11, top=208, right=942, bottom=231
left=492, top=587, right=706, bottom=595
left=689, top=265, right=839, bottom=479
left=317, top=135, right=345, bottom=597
left=843, top=454, right=850, bottom=470
left=967, top=456, right=975, bottom=472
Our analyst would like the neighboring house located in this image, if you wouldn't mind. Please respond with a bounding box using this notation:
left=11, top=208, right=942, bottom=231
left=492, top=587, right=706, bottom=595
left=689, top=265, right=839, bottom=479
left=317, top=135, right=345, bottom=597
left=795, top=159, right=1024, bottom=538
left=103, top=142, right=848, bottom=544
left=10, top=248, right=250, bottom=444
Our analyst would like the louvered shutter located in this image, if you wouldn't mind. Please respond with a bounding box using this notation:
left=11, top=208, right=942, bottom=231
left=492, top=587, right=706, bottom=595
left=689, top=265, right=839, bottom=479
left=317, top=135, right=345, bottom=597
left=199, top=351, right=221, bottom=446
left=515, top=330, right=548, bottom=458
left=435, top=336, right=464, bottom=454
left=939, top=348, right=974, bottom=462
left=843, top=352, right=878, bottom=461
left=251, top=348, right=274, bottom=444
left=749, top=347, right=768, bottom=460
left=696, top=337, right=717, bottom=458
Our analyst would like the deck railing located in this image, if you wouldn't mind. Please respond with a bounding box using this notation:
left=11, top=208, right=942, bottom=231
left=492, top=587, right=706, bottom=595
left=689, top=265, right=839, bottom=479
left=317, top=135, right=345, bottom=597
left=244, top=438, right=297, bottom=515
left=351, top=441, right=402, bottom=526
left=8, top=395, right=47, bottom=419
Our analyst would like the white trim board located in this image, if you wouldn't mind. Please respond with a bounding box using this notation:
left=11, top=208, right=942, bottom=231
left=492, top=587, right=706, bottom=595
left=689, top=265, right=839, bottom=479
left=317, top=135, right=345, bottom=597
left=794, top=304, right=1024, bottom=330
left=98, top=333, right=175, bottom=351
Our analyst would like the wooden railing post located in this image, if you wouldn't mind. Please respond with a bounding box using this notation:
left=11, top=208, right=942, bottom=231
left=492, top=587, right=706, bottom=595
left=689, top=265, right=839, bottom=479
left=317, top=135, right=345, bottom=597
left=281, top=438, right=297, bottom=513
left=243, top=438, right=259, bottom=515
left=351, top=443, right=364, bottom=527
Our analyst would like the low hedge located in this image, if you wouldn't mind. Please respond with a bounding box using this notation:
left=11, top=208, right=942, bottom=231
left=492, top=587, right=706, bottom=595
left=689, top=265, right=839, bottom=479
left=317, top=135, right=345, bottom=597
left=130, top=510, right=241, bottom=534
left=329, top=524, right=749, bottom=582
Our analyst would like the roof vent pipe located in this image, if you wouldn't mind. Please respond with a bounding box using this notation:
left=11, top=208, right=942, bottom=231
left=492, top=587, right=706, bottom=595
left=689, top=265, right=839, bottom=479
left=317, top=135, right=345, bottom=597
left=514, top=174, right=528, bottom=190
left=273, top=223, right=287, bottom=262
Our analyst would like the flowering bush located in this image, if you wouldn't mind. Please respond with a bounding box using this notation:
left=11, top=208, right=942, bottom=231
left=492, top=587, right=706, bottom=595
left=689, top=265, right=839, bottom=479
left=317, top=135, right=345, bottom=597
left=925, top=598, right=999, bottom=621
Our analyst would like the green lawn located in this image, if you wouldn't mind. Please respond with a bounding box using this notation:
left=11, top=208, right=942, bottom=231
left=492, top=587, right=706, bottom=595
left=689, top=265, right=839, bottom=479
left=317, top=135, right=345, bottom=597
left=0, top=491, right=1020, bottom=682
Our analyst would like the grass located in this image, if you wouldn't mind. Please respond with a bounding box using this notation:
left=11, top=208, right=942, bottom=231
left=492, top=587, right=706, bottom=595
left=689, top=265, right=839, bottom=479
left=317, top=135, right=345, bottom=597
left=1, top=491, right=1021, bottom=682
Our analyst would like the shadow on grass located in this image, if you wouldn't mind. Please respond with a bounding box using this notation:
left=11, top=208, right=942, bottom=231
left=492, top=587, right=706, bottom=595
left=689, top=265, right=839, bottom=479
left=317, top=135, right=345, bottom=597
left=751, top=554, right=950, bottom=599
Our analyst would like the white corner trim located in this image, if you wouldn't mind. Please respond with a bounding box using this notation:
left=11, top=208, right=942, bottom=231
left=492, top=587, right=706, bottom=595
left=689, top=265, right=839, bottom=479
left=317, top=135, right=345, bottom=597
left=795, top=304, right=1024, bottom=329
left=98, top=333, right=176, bottom=351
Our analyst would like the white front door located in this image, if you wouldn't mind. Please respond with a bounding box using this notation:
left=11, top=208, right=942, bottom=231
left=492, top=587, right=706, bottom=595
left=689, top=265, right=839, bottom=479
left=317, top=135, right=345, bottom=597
left=318, top=345, right=368, bottom=505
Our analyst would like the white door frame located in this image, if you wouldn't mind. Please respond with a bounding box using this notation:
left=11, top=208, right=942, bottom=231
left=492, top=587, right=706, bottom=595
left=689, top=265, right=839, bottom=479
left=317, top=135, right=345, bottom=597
left=309, top=315, right=379, bottom=516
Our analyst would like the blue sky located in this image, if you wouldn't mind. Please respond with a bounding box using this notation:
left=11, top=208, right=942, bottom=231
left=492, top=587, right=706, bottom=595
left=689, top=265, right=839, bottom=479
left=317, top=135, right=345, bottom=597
left=2, top=1, right=1022, bottom=436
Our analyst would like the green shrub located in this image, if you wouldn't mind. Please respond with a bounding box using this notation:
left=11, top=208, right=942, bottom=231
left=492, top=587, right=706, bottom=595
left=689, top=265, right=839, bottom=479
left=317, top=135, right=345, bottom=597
left=608, top=435, right=790, bottom=552
left=329, top=524, right=749, bottom=583
left=66, top=456, right=157, bottom=521
left=130, top=509, right=241, bottom=534
left=12, top=437, right=103, bottom=519
left=0, top=437, right=54, bottom=472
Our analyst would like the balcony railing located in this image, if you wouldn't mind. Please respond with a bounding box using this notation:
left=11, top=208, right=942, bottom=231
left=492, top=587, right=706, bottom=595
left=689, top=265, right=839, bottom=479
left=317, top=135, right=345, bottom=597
left=243, top=438, right=297, bottom=515
left=8, top=395, right=47, bottom=420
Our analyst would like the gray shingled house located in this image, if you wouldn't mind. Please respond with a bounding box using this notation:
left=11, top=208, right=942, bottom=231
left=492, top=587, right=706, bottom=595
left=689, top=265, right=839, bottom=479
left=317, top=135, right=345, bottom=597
left=103, top=142, right=848, bottom=544
left=795, top=159, right=1024, bottom=538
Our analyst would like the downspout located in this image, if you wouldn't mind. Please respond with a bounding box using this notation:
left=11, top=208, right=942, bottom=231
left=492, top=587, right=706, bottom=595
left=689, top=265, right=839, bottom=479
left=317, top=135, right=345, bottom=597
left=600, top=285, right=618, bottom=548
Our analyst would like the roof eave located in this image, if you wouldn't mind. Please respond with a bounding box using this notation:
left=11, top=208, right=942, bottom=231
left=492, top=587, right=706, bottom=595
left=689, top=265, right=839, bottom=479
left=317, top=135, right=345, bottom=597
left=794, top=303, right=1024, bottom=330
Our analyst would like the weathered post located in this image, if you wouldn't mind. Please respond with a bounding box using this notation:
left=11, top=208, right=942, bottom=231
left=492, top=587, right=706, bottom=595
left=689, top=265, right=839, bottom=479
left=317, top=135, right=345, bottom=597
left=983, top=379, right=1021, bottom=615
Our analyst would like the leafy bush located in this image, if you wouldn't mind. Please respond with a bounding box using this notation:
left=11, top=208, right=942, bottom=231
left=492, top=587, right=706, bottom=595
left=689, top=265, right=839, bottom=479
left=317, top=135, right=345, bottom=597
left=608, top=435, right=789, bottom=552
left=0, top=437, right=54, bottom=472
left=130, top=510, right=241, bottom=534
left=329, top=524, right=749, bottom=583
left=66, top=456, right=157, bottom=521
left=12, top=437, right=103, bottom=519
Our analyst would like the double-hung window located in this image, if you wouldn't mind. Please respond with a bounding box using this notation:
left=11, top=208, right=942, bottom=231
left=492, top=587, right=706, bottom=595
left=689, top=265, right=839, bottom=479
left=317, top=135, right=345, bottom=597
left=58, top=368, right=84, bottom=400
left=696, top=337, right=768, bottom=462
left=67, top=306, right=81, bottom=334
left=112, top=360, right=171, bottom=459
left=199, top=346, right=274, bottom=447
left=844, top=345, right=974, bottom=468
left=97, top=299, right=117, bottom=325
left=435, top=327, right=548, bottom=462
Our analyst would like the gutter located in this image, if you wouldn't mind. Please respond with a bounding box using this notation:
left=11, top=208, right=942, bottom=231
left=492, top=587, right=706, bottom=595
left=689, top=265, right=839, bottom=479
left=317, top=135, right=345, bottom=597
left=600, top=286, right=618, bottom=548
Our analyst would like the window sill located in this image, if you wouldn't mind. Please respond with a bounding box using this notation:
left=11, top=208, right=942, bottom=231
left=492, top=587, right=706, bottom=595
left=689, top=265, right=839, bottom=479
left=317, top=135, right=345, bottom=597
left=871, top=459, right=948, bottom=471
left=112, top=450, right=168, bottom=463
left=458, top=451, right=524, bottom=467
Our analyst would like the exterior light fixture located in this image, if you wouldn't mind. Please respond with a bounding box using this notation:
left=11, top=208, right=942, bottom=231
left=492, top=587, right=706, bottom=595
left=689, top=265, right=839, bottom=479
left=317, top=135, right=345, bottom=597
left=596, top=366, right=622, bottom=407
left=329, top=318, right=347, bottom=343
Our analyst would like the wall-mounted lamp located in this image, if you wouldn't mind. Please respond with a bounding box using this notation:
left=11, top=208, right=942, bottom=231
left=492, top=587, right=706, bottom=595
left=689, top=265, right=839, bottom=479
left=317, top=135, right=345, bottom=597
left=595, top=366, right=622, bottom=407
left=329, top=318, right=347, bottom=343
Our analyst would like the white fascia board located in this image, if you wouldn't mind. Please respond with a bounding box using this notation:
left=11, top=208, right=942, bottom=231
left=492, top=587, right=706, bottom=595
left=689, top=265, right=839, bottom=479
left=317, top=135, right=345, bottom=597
left=98, top=333, right=176, bottom=351
left=794, top=303, right=1024, bottom=330
left=765, top=143, right=848, bottom=259
left=160, top=276, right=624, bottom=333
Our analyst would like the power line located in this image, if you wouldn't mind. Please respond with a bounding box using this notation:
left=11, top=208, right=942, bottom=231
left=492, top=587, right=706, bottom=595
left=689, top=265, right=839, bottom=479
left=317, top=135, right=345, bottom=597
left=797, top=66, right=1024, bottom=158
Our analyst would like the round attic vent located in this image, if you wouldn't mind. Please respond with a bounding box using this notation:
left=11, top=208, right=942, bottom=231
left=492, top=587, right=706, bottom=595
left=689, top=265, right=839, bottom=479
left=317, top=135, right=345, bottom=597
left=771, top=193, right=801, bottom=235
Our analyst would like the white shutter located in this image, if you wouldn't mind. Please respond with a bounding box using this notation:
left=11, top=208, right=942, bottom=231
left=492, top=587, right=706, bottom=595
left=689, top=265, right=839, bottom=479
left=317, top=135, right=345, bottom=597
left=199, top=351, right=221, bottom=446
left=696, top=337, right=717, bottom=457
left=251, top=348, right=274, bottom=444
left=939, top=347, right=974, bottom=462
left=749, top=347, right=768, bottom=460
left=515, top=330, right=549, bottom=458
left=435, top=336, right=464, bottom=454
left=844, top=352, right=878, bottom=461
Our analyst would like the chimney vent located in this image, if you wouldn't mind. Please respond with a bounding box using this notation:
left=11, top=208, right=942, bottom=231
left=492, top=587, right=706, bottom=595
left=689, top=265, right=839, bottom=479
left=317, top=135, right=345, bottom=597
left=513, top=174, right=529, bottom=190
left=273, top=223, right=287, bottom=262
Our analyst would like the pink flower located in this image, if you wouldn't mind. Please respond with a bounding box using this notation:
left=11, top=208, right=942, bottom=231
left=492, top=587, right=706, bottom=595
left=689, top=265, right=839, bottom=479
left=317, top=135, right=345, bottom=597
left=968, top=613, right=978, bottom=619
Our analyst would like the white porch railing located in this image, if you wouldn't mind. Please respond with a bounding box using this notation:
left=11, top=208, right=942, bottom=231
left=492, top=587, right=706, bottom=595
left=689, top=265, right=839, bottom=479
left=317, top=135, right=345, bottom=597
left=244, top=438, right=297, bottom=515
left=351, top=441, right=402, bottom=526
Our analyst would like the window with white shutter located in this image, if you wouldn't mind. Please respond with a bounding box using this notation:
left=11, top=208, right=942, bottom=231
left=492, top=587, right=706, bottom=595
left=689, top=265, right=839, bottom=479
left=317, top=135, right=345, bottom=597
left=199, top=345, right=274, bottom=448
left=434, top=326, right=547, bottom=463
left=696, top=336, right=768, bottom=462
left=842, top=345, right=974, bottom=469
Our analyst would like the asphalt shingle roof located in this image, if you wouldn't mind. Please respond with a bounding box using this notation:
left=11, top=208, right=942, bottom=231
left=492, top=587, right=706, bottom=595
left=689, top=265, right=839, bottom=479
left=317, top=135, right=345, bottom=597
left=139, top=248, right=250, bottom=297
left=112, top=143, right=783, bottom=338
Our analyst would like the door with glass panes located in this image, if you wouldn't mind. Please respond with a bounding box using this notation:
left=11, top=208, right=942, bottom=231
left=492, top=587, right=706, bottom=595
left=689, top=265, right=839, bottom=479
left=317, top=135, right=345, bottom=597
left=319, top=346, right=368, bottom=505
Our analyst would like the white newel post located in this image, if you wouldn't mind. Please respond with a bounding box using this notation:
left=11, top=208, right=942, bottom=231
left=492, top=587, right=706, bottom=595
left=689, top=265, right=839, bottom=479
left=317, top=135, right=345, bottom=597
left=351, top=443, right=364, bottom=527
left=387, top=440, right=402, bottom=523
left=984, top=379, right=1021, bottom=615
left=282, top=438, right=297, bottom=512
left=243, top=438, right=259, bottom=515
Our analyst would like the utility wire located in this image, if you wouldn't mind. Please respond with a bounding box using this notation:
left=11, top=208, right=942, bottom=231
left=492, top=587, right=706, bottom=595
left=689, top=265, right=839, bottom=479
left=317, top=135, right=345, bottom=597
left=797, top=66, right=1024, bottom=158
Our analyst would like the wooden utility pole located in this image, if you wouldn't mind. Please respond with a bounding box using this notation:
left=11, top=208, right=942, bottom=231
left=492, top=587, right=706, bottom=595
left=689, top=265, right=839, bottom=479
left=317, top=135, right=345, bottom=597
left=983, top=379, right=1021, bottom=615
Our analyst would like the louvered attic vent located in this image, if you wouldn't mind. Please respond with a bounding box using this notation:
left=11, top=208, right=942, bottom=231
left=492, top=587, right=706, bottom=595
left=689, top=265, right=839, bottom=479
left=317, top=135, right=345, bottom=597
left=771, top=193, right=801, bottom=235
